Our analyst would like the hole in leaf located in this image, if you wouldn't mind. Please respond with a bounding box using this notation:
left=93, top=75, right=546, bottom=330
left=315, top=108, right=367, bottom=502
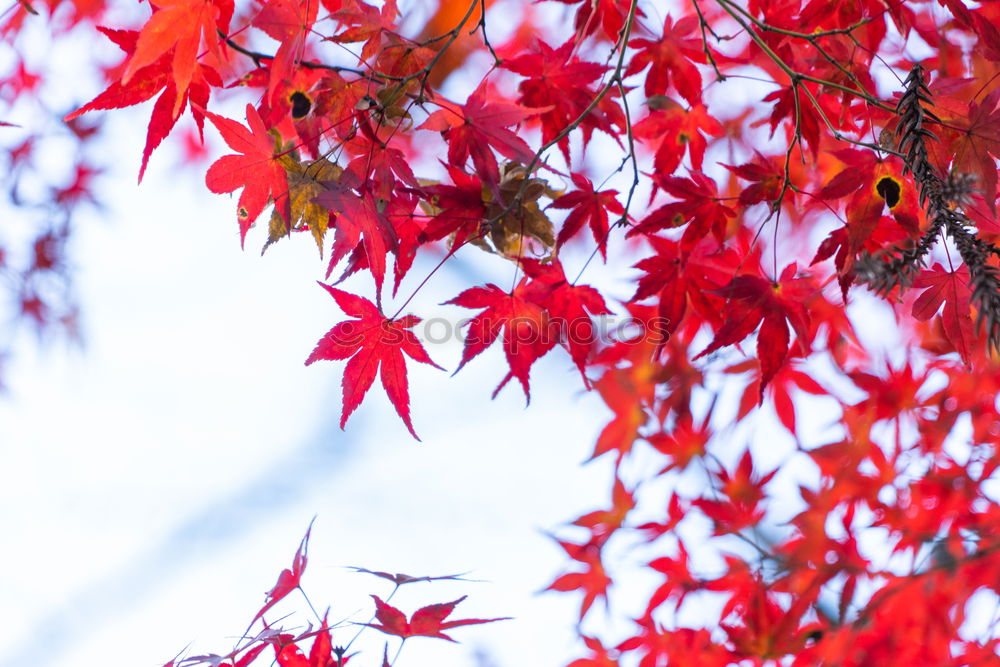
left=875, top=176, right=901, bottom=208
left=290, top=91, right=312, bottom=119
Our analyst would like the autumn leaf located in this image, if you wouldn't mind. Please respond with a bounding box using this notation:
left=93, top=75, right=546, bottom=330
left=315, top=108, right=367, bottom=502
left=65, top=27, right=220, bottom=182
left=818, top=149, right=919, bottom=256
left=723, top=151, right=785, bottom=206
left=573, top=475, right=634, bottom=543
left=252, top=0, right=318, bottom=105
left=445, top=281, right=556, bottom=401
left=316, top=183, right=398, bottom=293
left=628, top=171, right=735, bottom=250
left=502, top=38, right=615, bottom=161
left=630, top=236, right=735, bottom=340
left=546, top=538, right=612, bottom=619
left=365, top=595, right=509, bottom=642
left=418, top=164, right=488, bottom=247
left=550, top=172, right=624, bottom=258
left=520, top=259, right=612, bottom=380
left=912, top=263, right=975, bottom=365
left=695, top=264, right=814, bottom=397
left=626, top=14, right=704, bottom=106
left=419, top=83, right=539, bottom=195
left=305, top=283, right=441, bottom=439
left=121, top=0, right=230, bottom=117
left=264, top=155, right=341, bottom=255
left=328, top=0, right=399, bottom=62
left=937, top=86, right=1000, bottom=212
left=252, top=519, right=314, bottom=623
left=204, top=104, right=291, bottom=247
left=633, top=102, right=721, bottom=176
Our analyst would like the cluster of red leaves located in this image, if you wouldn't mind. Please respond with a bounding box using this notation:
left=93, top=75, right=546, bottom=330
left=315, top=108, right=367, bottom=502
left=5, top=0, right=1000, bottom=665
left=161, top=522, right=505, bottom=667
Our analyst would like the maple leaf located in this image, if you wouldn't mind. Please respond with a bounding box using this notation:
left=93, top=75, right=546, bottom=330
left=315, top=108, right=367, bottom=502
left=315, top=182, right=398, bottom=293
left=520, top=259, right=612, bottom=380
left=626, top=14, right=704, bottom=106
left=553, top=0, right=640, bottom=42
left=694, top=264, right=814, bottom=397
left=723, top=151, right=785, bottom=206
left=65, top=27, right=220, bottom=182
left=342, top=133, right=419, bottom=202
left=502, top=39, right=613, bottom=161
left=305, top=283, right=441, bottom=439
left=329, top=0, right=399, bottom=62
left=252, top=0, right=318, bottom=106
left=121, top=0, right=230, bottom=117
left=546, top=538, right=612, bottom=619
left=938, top=87, right=1000, bottom=213
left=727, top=353, right=828, bottom=437
left=204, top=104, right=291, bottom=247
left=818, top=149, right=919, bottom=247
left=573, top=475, right=634, bottom=544
left=419, top=84, right=538, bottom=195
left=633, top=101, right=721, bottom=176
left=628, top=171, right=735, bottom=250
left=762, top=84, right=823, bottom=156
left=252, top=519, right=313, bottom=623
left=445, top=281, right=557, bottom=401
left=911, top=263, right=975, bottom=365
left=549, top=172, right=624, bottom=259
left=646, top=540, right=699, bottom=614
left=263, top=155, right=341, bottom=255
left=630, top=236, right=736, bottom=340
left=418, top=164, right=488, bottom=247
left=347, top=566, right=474, bottom=586
left=365, top=595, right=509, bottom=642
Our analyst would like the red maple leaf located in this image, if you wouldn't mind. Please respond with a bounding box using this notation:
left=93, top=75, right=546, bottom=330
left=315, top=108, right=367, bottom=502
left=938, top=86, right=1000, bottom=213
left=365, top=595, right=509, bottom=642
left=912, top=263, right=975, bottom=365
left=446, top=281, right=557, bottom=401
left=65, top=27, right=220, bottom=182
left=555, top=0, right=641, bottom=41
left=695, top=263, right=814, bottom=396
left=630, top=236, right=736, bottom=340
left=520, top=259, right=612, bottom=381
left=628, top=171, right=735, bottom=250
left=328, top=0, right=399, bottom=62
left=626, top=14, right=704, bottom=106
left=121, top=0, right=230, bottom=117
left=343, top=133, right=420, bottom=202
left=252, top=519, right=313, bottom=623
left=419, top=83, right=538, bottom=194
left=305, top=283, right=441, bottom=439
left=633, top=101, right=721, bottom=176
left=818, top=149, right=919, bottom=249
left=549, top=172, right=625, bottom=259
left=723, top=151, right=785, bottom=206
left=316, top=182, right=398, bottom=293
left=252, top=0, right=318, bottom=105
left=418, top=165, right=488, bottom=247
left=204, top=104, right=291, bottom=247
left=502, top=39, right=615, bottom=161
left=762, top=83, right=823, bottom=156
left=546, top=538, right=612, bottom=619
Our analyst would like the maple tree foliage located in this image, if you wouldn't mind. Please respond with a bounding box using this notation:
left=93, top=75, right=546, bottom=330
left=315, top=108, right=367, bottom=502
left=5, top=0, right=1000, bottom=665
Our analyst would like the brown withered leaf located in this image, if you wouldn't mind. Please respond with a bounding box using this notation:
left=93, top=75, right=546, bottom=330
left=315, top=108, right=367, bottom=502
left=264, top=155, right=342, bottom=256
left=478, top=162, right=556, bottom=261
